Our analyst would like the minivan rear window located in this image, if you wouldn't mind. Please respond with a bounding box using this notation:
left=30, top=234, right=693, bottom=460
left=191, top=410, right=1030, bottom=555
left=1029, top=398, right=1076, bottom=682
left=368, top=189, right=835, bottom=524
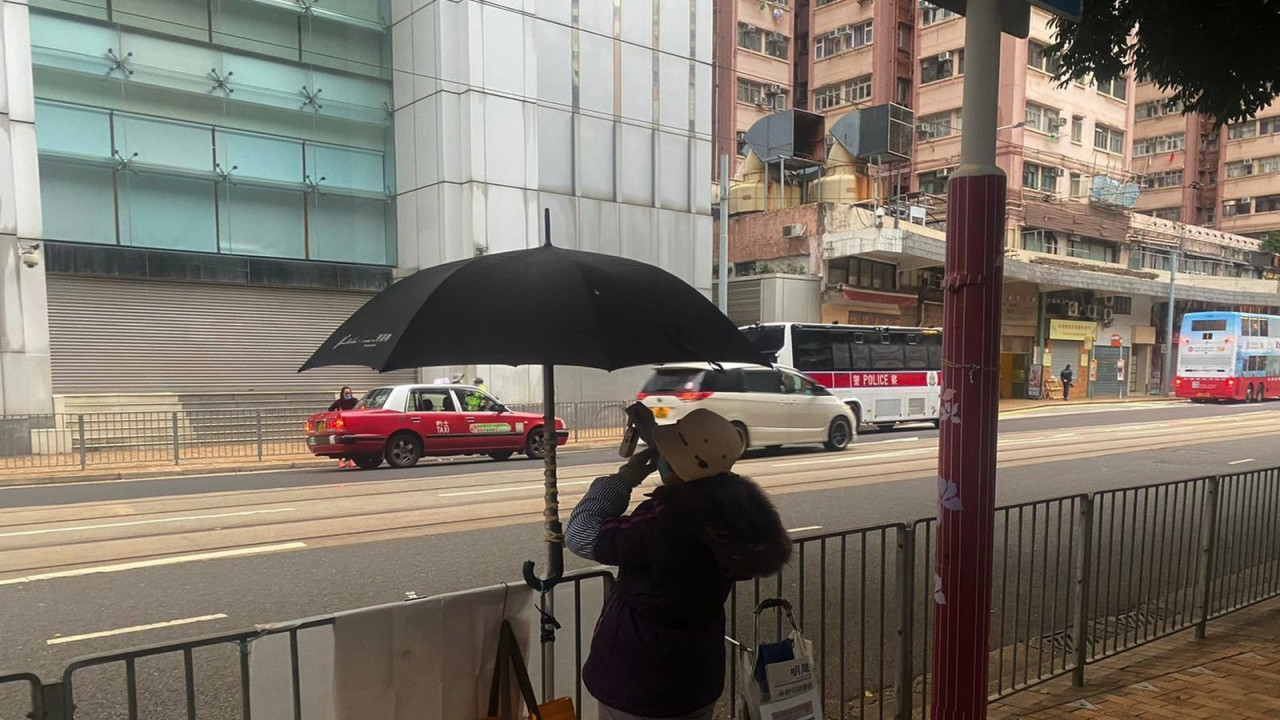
left=643, top=368, right=744, bottom=394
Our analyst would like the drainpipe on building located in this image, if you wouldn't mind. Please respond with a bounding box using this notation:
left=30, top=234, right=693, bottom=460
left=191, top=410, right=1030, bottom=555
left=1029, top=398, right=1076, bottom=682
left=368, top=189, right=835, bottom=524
left=1161, top=244, right=1182, bottom=395
left=931, top=0, right=1006, bottom=717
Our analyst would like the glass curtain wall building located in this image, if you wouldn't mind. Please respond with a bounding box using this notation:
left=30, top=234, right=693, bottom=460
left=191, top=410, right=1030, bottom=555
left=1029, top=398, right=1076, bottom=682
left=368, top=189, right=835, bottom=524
left=31, top=0, right=396, bottom=265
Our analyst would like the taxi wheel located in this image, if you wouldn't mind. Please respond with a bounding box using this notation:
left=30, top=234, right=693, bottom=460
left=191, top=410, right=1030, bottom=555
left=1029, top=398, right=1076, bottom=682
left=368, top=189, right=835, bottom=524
left=355, top=455, right=383, bottom=470
left=525, top=428, right=548, bottom=460
left=385, top=432, right=423, bottom=468
left=489, top=451, right=514, bottom=461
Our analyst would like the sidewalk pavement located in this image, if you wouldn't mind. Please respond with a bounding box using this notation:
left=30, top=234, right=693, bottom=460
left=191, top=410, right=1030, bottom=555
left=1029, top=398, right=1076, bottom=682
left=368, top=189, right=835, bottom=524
left=0, top=395, right=1182, bottom=487
left=988, top=596, right=1280, bottom=719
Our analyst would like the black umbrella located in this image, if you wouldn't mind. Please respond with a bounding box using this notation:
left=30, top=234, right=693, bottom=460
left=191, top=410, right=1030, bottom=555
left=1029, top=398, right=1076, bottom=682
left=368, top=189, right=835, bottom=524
left=301, top=210, right=765, bottom=588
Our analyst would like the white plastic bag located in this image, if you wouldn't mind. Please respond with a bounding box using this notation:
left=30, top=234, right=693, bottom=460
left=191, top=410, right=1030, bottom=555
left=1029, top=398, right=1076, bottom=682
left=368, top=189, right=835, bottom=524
left=733, top=600, right=823, bottom=720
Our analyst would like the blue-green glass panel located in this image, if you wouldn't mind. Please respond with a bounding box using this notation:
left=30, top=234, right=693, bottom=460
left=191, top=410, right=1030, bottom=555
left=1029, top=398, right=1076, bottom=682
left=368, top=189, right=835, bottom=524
left=309, top=194, right=388, bottom=264
left=29, top=12, right=118, bottom=75
left=215, top=129, right=304, bottom=184
left=218, top=184, right=306, bottom=258
left=116, top=114, right=214, bottom=173
left=306, top=143, right=384, bottom=193
left=118, top=171, right=217, bottom=252
left=34, top=101, right=112, bottom=158
left=38, top=158, right=117, bottom=244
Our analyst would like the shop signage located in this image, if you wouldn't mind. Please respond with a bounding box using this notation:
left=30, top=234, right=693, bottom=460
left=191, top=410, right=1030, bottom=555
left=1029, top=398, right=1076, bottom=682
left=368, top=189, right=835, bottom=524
left=1110, top=334, right=1123, bottom=347
left=1050, top=319, right=1098, bottom=342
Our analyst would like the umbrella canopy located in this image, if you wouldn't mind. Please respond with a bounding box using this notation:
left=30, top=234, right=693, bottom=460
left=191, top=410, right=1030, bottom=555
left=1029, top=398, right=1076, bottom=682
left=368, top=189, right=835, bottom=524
left=300, top=244, right=765, bottom=372
left=301, top=232, right=766, bottom=602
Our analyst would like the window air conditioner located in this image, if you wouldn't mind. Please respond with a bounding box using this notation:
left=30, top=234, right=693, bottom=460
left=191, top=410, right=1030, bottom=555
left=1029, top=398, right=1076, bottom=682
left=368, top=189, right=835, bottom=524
left=1240, top=196, right=1253, bottom=204
left=782, top=224, right=806, bottom=238
left=1052, top=167, right=1066, bottom=177
left=936, top=167, right=950, bottom=178
left=1067, top=301, right=1080, bottom=317
left=937, top=51, right=952, bottom=62
left=766, top=84, right=783, bottom=95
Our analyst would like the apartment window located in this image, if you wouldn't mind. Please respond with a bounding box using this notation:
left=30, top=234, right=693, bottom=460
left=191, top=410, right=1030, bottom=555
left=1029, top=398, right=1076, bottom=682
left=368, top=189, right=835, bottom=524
left=1257, top=156, right=1280, bottom=175
left=898, top=23, right=913, bottom=51
left=1021, top=229, right=1059, bottom=254
left=1136, top=99, right=1183, bottom=120
left=917, top=110, right=959, bottom=140
left=813, top=74, right=872, bottom=111
left=1096, top=76, right=1127, bottom=101
left=1132, top=133, right=1186, bottom=157
left=817, top=0, right=839, bottom=5
left=921, top=1, right=959, bottom=25
left=1022, top=162, right=1060, bottom=193
left=921, top=50, right=961, bottom=83
left=1228, top=121, right=1258, bottom=140
left=765, top=32, right=790, bottom=60
left=737, top=78, right=769, bottom=104
left=1070, top=173, right=1085, bottom=198
left=918, top=169, right=951, bottom=195
left=736, top=131, right=748, bottom=157
left=1226, top=159, right=1254, bottom=178
left=1024, top=102, right=1063, bottom=135
left=1094, top=125, right=1126, bottom=154
left=896, top=77, right=913, bottom=107
left=1068, top=236, right=1118, bottom=263
left=1071, top=116, right=1084, bottom=144
left=1259, top=117, right=1280, bottom=136
left=1150, top=207, right=1182, bottom=221
left=1027, top=42, right=1063, bottom=75
left=738, top=23, right=764, bottom=53
left=815, top=21, right=873, bottom=59
left=1223, top=199, right=1252, bottom=217
left=1256, top=195, right=1280, bottom=213
left=1140, top=170, right=1184, bottom=189
left=845, top=257, right=898, bottom=290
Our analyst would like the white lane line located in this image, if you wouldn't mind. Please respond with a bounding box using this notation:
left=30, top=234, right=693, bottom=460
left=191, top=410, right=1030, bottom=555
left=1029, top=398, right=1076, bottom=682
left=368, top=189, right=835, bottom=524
left=47, top=614, right=229, bottom=646
left=439, top=479, right=594, bottom=498
left=1229, top=459, right=1256, bottom=466
left=787, top=526, right=823, bottom=534
left=854, top=437, right=922, bottom=446
left=771, top=448, right=931, bottom=468
left=0, top=508, right=296, bottom=539
left=0, top=542, right=308, bottom=587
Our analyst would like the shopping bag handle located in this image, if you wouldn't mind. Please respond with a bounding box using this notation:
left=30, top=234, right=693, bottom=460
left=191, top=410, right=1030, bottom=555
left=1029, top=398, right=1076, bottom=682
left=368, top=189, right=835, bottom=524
left=486, top=620, right=544, bottom=720
left=752, top=598, right=802, bottom=643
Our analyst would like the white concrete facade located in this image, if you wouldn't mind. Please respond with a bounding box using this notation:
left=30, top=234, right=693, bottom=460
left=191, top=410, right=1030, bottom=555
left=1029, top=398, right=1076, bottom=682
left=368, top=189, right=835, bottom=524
left=0, top=0, right=53, bottom=416
left=391, top=0, right=716, bottom=402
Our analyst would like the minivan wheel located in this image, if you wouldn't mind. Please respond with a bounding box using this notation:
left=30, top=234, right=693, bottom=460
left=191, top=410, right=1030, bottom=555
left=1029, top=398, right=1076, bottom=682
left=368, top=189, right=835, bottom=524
left=824, top=417, right=852, bottom=452
left=731, top=422, right=750, bottom=450
left=525, top=428, right=548, bottom=460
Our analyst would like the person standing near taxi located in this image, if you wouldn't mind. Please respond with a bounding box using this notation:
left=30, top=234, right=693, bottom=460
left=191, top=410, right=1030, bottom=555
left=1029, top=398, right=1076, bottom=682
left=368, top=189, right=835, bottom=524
left=328, top=386, right=359, bottom=468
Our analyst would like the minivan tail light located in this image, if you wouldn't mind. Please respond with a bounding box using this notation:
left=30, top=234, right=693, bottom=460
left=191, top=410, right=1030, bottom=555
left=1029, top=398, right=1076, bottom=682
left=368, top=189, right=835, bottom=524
left=677, top=391, right=714, bottom=402
left=333, top=416, right=346, bottom=430
left=635, top=392, right=648, bottom=400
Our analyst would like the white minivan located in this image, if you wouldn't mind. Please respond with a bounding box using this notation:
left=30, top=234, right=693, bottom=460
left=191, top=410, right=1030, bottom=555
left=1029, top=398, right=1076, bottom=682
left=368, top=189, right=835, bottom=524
left=637, top=363, right=856, bottom=452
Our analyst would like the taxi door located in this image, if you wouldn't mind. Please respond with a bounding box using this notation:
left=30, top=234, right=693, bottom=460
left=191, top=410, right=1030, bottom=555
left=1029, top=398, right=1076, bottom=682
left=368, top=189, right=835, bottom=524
left=406, top=387, right=468, bottom=453
left=453, top=389, right=523, bottom=452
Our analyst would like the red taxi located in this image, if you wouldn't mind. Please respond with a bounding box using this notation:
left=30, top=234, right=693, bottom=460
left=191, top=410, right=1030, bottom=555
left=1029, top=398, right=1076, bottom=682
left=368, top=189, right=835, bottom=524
left=305, top=384, right=568, bottom=469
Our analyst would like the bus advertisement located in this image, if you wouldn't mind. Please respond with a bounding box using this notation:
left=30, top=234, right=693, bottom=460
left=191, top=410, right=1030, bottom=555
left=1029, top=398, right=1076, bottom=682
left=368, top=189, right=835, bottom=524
left=740, top=322, right=942, bottom=429
left=1175, top=311, right=1280, bottom=402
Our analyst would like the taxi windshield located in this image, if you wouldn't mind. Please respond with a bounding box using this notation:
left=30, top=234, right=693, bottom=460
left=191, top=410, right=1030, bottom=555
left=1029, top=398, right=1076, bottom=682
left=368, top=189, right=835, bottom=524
left=356, top=387, right=393, bottom=409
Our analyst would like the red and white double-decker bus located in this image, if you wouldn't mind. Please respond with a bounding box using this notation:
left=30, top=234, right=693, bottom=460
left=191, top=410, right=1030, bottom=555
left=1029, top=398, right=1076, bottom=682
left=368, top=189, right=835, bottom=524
left=740, top=322, right=942, bottom=429
left=1175, top=311, right=1280, bottom=402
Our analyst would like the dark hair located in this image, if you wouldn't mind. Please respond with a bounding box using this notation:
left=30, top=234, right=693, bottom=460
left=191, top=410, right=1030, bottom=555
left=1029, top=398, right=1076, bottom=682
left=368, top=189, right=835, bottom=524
left=341, top=386, right=352, bottom=392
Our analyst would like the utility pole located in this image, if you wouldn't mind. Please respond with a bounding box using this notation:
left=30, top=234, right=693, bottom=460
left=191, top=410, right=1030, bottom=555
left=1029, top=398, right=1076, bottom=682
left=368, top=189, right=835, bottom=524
left=931, top=0, right=1006, bottom=717
left=718, top=154, right=731, bottom=313
left=1162, top=244, right=1181, bottom=394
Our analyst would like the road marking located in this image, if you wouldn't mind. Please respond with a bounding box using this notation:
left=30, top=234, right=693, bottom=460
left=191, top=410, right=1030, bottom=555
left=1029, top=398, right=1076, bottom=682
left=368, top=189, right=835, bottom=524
left=854, top=437, right=922, bottom=446
left=787, top=526, right=823, bottom=534
left=0, top=542, right=308, bottom=586
left=771, top=449, right=931, bottom=468
left=1228, top=459, right=1256, bottom=466
left=46, top=614, right=229, bottom=645
left=439, top=479, right=594, bottom=498
left=0, top=508, right=296, bottom=539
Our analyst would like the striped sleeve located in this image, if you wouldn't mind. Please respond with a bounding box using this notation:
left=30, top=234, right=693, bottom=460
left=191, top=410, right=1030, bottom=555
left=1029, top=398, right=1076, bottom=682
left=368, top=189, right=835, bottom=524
left=565, top=474, right=634, bottom=561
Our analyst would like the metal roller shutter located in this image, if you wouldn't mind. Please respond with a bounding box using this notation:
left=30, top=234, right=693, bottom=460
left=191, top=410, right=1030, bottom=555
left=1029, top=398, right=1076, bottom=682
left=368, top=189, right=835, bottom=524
left=46, top=277, right=416, bottom=394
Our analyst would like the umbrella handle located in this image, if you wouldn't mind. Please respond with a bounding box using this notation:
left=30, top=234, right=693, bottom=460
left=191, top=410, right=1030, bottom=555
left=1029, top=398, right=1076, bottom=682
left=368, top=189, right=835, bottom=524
left=522, top=556, right=565, bottom=591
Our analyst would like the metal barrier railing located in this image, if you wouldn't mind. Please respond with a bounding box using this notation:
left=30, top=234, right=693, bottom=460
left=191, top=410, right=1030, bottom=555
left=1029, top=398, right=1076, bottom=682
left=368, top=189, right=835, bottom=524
left=4, top=468, right=1280, bottom=719
left=0, top=402, right=629, bottom=472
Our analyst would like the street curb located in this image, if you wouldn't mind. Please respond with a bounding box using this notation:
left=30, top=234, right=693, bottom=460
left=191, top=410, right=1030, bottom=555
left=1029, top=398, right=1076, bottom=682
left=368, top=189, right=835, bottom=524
left=0, top=439, right=625, bottom=488
left=999, top=396, right=1184, bottom=415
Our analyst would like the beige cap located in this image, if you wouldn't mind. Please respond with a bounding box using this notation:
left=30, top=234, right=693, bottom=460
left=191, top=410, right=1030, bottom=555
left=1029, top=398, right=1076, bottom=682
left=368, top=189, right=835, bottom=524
left=651, top=408, right=745, bottom=482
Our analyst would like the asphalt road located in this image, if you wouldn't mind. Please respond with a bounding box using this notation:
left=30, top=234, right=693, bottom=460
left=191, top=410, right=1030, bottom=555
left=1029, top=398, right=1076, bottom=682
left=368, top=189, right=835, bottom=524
left=0, top=400, right=1277, bottom=719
